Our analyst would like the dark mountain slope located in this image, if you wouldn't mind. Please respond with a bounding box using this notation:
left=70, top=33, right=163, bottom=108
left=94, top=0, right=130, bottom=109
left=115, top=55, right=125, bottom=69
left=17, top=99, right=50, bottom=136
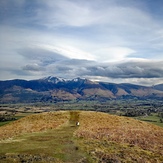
left=154, top=84, right=163, bottom=91
left=0, top=77, right=163, bottom=103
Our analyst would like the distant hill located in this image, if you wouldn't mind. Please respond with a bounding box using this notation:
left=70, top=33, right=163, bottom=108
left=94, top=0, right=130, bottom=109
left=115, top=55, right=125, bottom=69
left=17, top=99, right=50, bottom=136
left=154, top=84, right=163, bottom=91
left=0, top=111, right=163, bottom=162
left=0, top=76, right=163, bottom=103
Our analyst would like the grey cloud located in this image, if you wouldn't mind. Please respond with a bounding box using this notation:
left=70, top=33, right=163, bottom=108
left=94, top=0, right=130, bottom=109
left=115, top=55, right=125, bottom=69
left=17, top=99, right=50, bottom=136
left=58, top=59, right=96, bottom=66
left=16, top=47, right=163, bottom=80
left=18, top=47, right=68, bottom=66
left=56, top=66, right=72, bottom=72
left=41, top=58, right=163, bottom=80
left=76, top=61, right=163, bottom=79
left=118, top=61, right=163, bottom=78
left=44, top=59, right=94, bottom=79
left=18, top=47, right=96, bottom=76
left=22, top=64, right=45, bottom=72
left=10, top=69, right=33, bottom=77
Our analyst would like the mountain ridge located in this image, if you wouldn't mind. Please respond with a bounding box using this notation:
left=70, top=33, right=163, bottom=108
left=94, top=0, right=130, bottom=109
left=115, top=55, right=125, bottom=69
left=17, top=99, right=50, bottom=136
left=0, top=76, right=163, bottom=103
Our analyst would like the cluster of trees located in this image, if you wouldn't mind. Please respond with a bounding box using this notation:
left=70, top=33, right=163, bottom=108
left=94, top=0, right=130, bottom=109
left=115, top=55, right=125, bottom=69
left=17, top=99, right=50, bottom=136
left=124, top=109, right=149, bottom=117
left=158, top=112, right=163, bottom=123
left=158, top=112, right=163, bottom=118
left=0, top=112, right=16, bottom=122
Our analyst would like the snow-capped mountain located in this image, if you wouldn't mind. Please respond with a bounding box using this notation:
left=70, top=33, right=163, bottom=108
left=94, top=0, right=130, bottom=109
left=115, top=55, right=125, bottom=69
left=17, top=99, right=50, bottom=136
left=0, top=76, right=163, bottom=103
left=41, top=76, right=67, bottom=84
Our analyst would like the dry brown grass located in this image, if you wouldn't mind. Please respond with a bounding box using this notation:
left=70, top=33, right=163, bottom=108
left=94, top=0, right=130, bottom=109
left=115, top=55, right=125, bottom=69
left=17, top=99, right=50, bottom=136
left=0, top=111, right=69, bottom=140
left=1, top=110, right=163, bottom=162
left=75, top=111, right=163, bottom=162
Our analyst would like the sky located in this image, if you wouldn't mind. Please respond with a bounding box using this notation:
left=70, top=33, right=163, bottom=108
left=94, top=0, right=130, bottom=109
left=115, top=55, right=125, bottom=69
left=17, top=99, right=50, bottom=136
left=0, top=0, right=163, bottom=86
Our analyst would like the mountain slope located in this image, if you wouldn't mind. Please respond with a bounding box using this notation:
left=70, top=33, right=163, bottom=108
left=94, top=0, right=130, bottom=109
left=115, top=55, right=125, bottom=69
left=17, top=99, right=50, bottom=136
left=0, top=77, right=163, bottom=103
left=154, top=84, right=163, bottom=91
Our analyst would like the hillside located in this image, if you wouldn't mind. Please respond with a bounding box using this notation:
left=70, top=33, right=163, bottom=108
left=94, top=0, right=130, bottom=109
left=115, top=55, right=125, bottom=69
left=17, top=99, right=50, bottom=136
left=0, top=76, right=163, bottom=103
left=0, top=111, right=163, bottom=162
left=75, top=111, right=163, bottom=162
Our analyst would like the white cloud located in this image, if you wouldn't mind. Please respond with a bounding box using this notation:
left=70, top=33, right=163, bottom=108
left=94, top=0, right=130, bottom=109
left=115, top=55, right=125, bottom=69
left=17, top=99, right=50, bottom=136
left=34, top=0, right=99, bottom=27
left=37, top=44, right=95, bottom=60
left=94, top=47, right=136, bottom=62
left=33, top=0, right=155, bottom=35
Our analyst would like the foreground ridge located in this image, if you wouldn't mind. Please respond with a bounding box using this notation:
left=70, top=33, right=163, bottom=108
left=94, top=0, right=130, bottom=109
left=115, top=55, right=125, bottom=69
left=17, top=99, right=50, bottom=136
left=0, top=111, right=163, bottom=162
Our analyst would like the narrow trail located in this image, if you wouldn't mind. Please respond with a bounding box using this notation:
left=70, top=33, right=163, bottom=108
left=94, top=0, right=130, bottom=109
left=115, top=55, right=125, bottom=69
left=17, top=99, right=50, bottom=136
left=0, top=111, right=91, bottom=163
left=49, top=111, right=89, bottom=162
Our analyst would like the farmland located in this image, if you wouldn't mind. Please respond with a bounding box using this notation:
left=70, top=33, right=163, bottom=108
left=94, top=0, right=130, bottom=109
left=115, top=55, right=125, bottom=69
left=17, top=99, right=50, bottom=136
left=0, top=99, right=163, bottom=127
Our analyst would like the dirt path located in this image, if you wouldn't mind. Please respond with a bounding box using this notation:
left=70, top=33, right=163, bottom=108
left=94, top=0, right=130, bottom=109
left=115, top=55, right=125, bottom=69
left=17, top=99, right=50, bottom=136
left=48, top=111, right=89, bottom=162
left=0, top=111, right=91, bottom=163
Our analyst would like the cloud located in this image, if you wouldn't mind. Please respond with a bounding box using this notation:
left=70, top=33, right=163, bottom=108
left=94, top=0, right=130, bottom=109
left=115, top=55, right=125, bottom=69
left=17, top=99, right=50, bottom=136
left=34, top=0, right=102, bottom=27
left=0, top=0, right=163, bottom=86
left=22, top=64, right=45, bottom=72
left=32, top=57, right=163, bottom=82
left=18, top=46, right=68, bottom=66
left=45, top=59, right=96, bottom=78
left=38, top=44, right=95, bottom=60
left=33, top=0, right=153, bottom=29
left=82, top=60, right=163, bottom=79
left=94, top=47, right=136, bottom=62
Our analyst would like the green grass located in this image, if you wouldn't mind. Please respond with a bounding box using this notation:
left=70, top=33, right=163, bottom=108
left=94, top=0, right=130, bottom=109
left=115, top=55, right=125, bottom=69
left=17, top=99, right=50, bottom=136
left=0, top=121, right=12, bottom=126
left=0, top=111, right=92, bottom=163
left=0, top=113, right=33, bottom=127
left=0, top=126, right=87, bottom=162
left=0, top=111, right=163, bottom=162
left=136, top=114, right=163, bottom=127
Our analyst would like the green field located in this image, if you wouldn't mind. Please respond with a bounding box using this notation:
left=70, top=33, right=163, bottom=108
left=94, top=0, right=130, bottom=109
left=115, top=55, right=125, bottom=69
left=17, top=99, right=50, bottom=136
left=0, top=113, right=33, bottom=127
left=136, top=114, right=163, bottom=127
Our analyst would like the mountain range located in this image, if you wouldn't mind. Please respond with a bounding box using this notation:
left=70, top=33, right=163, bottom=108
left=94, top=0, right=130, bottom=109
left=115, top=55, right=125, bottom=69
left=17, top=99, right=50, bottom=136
left=0, top=76, right=163, bottom=103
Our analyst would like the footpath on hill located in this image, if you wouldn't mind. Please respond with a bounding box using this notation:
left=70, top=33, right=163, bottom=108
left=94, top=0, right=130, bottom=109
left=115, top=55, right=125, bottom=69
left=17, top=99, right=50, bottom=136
left=0, top=111, right=91, bottom=163
left=48, top=111, right=90, bottom=162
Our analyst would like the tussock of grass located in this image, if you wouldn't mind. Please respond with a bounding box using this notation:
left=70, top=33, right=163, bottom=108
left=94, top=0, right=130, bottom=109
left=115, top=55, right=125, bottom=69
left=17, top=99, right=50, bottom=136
left=0, top=111, right=69, bottom=140
left=75, top=111, right=163, bottom=162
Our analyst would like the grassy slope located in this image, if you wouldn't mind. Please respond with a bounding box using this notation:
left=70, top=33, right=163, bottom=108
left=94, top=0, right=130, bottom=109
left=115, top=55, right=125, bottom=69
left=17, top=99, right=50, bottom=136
left=0, top=111, right=91, bottom=163
left=0, top=111, right=69, bottom=140
left=0, top=113, right=34, bottom=127
left=75, top=111, right=163, bottom=163
left=0, top=111, right=163, bottom=162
